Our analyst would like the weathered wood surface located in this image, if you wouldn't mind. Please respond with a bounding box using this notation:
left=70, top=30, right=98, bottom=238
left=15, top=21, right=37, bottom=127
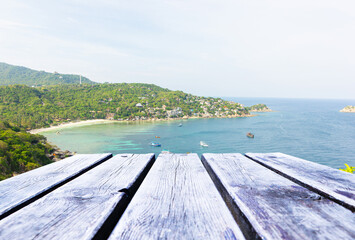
left=0, top=154, right=155, bottom=240
left=246, top=152, right=355, bottom=211
left=202, top=153, right=355, bottom=240
left=109, top=153, right=246, bottom=240
left=0, top=153, right=112, bottom=219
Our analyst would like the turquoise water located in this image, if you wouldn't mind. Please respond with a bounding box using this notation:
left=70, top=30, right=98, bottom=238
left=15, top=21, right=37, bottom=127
left=42, top=98, right=355, bottom=169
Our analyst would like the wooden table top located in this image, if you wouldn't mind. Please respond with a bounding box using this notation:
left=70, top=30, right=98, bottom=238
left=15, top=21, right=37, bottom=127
left=0, top=153, right=354, bottom=240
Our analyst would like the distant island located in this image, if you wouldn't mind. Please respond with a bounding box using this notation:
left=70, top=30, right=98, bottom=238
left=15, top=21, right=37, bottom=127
left=0, top=62, right=272, bottom=180
left=340, top=106, right=355, bottom=113
left=247, top=104, right=272, bottom=112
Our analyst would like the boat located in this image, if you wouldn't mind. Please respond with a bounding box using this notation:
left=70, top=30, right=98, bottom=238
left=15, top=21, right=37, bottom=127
left=178, top=123, right=183, bottom=127
left=155, top=136, right=160, bottom=138
left=246, top=132, right=254, bottom=138
left=161, top=150, right=171, bottom=154
left=200, top=141, right=208, bottom=147
left=150, top=142, right=161, bottom=147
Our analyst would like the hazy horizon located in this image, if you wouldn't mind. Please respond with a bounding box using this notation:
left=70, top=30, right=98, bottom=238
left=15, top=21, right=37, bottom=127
left=1, top=1, right=354, bottom=99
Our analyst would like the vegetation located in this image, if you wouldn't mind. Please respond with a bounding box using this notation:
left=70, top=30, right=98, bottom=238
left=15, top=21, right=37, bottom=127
left=0, top=82, right=256, bottom=180
left=0, top=121, right=54, bottom=180
left=339, top=164, right=355, bottom=174
left=246, top=104, right=271, bottom=112
left=0, top=62, right=271, bottom=180
left=0, top=62, right=95, bottom=86
left=0, top=83, right=251, bottom=130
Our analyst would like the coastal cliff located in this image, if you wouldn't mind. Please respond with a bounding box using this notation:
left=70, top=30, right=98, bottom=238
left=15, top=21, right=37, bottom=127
left=340, top=106, right=355, bottom=113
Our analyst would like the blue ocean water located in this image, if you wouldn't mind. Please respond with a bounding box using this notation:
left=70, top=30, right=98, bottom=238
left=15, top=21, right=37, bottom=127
left=42, top=98, right=355, bottom=169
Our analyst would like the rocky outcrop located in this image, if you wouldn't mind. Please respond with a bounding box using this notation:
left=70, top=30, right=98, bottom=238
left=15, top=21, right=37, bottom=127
left=47, top=148, right=75, bottom=162
left=248, top=104, right=272, bottom=112
left=340, top=106, right=355, bottom=113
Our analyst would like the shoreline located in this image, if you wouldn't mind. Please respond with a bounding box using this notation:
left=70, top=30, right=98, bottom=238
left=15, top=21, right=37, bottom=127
left=250, top=110, right=276, bottom=113
left=28, top=119, right=117, bottom=134
left=28, top=114, right=256, bottom=134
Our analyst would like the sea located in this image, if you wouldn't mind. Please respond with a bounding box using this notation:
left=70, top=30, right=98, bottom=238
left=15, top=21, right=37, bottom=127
left=41, top=98, right=355, bottom=169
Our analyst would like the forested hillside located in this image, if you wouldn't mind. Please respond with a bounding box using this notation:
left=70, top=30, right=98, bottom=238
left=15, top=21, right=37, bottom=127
left=0, top=83, right=250, bottom=129
left=0, top=121, right=54, bottom=180
left=0, top=62, right=95, bottom=86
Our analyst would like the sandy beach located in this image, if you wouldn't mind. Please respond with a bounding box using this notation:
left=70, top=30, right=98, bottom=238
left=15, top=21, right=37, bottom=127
left=28, top=118, right=183, bottom=134
left=28, top=119, right=117, bottom=134
left=28, top=114, right=255, bottom=135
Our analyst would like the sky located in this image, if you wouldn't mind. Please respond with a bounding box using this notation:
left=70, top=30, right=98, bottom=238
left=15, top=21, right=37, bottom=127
left=0, top=0, right=354, bottom=99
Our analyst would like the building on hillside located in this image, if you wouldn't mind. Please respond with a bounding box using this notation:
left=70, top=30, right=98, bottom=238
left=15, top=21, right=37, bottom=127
left=167, top=107, right=182, bottom=117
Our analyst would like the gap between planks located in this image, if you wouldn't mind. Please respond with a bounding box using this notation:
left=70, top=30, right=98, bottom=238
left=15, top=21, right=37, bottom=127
left=202, top=153, right=355, bottom=240
left=245, top=153, right=355, bottom=212
left=0, top=154, right=155, bottom=240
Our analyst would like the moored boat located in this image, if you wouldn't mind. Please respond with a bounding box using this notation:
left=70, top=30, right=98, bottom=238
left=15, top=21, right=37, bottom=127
left=150, top=142, right=161, bottom=147
left=247, top=132, right=254, bottom=138
left=200, top=141, right=208, bottom=147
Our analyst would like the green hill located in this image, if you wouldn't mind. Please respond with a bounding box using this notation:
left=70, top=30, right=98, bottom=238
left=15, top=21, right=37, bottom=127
left=0, top=83, right=250, bottom=129
left=0, top=62, right=96, bottom=86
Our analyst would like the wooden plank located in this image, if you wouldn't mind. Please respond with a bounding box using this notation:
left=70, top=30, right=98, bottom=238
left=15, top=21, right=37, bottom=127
left=0, top=153, right=112, bottom=219
left=202, top=153, right=355, bottom=240
left=246, top=152, right=355, bottom=211
left=109, top=153, right=246, bottom=240
left=0, top=154, right=155, bottom=240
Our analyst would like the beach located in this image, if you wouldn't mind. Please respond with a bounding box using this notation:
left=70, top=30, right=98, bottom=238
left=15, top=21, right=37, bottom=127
left=28, top=114, right=255, bottom=135
left=28, top=119, right=117, bottom=134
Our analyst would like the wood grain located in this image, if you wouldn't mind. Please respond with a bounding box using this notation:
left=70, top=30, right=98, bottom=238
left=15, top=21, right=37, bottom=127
left=109, top=153, right=246, bottom=240
left=0, top=154, right=155, bottom=240
left=0, top=153, right=112, bottom=219
left=246, top=152, right=355, bottom=211
left=202, top=153, right=355, bottom=240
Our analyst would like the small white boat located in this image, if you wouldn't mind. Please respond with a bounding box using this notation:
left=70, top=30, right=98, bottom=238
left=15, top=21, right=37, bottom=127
left=178, top=123, right=183, bottom=127
left=200, top=141, right=208, bottom=147
left=150, top=142, right=161, bottom=147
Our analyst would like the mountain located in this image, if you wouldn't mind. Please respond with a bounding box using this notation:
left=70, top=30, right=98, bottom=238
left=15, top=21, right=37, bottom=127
left=0, top=62, right=96, bottom=86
